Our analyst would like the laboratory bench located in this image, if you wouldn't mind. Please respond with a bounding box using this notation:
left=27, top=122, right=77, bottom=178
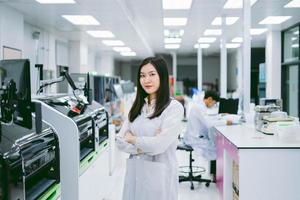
left=215, top=124, right=300, bottom=200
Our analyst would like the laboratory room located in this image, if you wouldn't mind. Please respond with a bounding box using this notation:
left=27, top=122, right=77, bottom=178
left=1, top=0, right=300, bottom=200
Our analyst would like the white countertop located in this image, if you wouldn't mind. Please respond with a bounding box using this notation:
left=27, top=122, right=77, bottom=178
left=215, top=124, right=300, bottom=149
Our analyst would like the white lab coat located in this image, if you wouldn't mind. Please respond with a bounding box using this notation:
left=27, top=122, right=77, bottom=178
left=183, top=100, right=226, bottom=160
left=116, top=99, right=184, bottom=200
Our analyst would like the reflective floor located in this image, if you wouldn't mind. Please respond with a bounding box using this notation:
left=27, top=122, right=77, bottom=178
left=105, top=148, right=221, bottom=200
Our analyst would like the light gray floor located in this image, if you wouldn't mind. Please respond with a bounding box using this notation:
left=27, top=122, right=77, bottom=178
left=105, top=148, right=221, bottom=200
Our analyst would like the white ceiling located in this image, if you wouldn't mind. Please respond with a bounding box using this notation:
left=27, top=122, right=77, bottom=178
left=2, top=0, right=300, bottom=59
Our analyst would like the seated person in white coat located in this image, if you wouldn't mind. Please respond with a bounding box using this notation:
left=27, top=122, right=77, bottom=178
left=183, top=90, right=232, bottom=178
left=116, top=57, right=184, bottom=200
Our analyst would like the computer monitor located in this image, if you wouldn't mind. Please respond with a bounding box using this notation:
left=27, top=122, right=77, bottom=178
left=218, top=98, right=239, bottom=114
left=259, top=98, right=282, bottom=110
left=70, top=72, right=93, bottom=104
left=113, top=84, right=124, bottom=99
left=0, top=59, right=32, bottom=129
left=121, top=81, right=135, bottom=94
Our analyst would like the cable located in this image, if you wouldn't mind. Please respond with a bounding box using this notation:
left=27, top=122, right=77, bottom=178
left=36, top=76, right=64, bottom=94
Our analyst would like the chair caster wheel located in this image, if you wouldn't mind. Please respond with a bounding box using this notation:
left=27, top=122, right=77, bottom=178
left=205, top=182, right=210, bottom=187
left=191, top=183, right=194, bottom=190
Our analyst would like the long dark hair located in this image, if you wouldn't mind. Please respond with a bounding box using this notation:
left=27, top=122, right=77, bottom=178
left=129, top=57, right=170, bottom=122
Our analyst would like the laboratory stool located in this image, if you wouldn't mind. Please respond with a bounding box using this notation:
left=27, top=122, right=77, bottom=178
left=177, top=140, right=212, bottom=190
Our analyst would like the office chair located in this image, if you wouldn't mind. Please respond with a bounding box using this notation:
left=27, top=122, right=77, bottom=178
left=177, top=139, right=212, bottom=190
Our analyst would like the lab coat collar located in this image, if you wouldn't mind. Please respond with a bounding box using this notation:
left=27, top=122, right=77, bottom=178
left=144, top=96, right=156, bottom=106
left=144, top=97, right=156, bottom=116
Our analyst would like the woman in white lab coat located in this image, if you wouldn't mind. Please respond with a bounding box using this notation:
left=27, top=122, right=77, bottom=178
left=116, top=57, right=184, bottom=200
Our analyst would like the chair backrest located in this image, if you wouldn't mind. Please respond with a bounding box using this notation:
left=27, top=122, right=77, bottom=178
left=218, top=98, right=239, bottom=114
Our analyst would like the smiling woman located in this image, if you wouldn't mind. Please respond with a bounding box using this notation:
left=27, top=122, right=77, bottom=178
left=116, top=57, right=184, bottom=200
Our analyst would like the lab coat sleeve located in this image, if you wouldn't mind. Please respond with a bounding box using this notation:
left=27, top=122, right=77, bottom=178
left=184, top=106, right=217, bottom=160
left=115, top=119, right=138, bottom=154
left=134, top=101, right=184, bottom=155
left=198, top=106, right=226, bottom=128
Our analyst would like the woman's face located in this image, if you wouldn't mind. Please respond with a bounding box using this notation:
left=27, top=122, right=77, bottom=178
left=140, top=63, right=160, bottom=97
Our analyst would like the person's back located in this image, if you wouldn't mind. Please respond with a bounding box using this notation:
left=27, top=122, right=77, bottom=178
left=183, top=90, right=231, bottom=160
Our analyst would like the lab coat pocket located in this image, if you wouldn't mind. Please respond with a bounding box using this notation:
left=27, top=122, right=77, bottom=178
left=123, top=158, right=168, bottom=200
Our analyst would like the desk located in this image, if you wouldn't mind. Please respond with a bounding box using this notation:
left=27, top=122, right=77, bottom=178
left=215, top=124, right=300, bottom=200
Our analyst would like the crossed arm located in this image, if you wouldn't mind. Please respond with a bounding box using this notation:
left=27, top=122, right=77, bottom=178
left=116, top=102, right=184, bottom=156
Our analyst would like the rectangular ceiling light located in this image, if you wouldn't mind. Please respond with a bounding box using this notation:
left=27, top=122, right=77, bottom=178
left=211, top=17, right=239, bottom=25
left=86, top=30, right=114, bottom=38
left=165, top=44, right=180, bottom=49
left=164, top=29, right=184, bottom=37
left=120, top=52, right=136, bottom=56
left=164, top=38, right=182, bottom=43
left=204, top=29, right=222, bottom=36
left=36, top=0, right=75, bottom=3
left=250, top=28, right=267, bottom=35
left=198, top=37, right=216, bottom=43
left=162, top=0, right=193, bottom=9
left=164, top=30, right=170, bottom=36
left=224, top=0, right=258, bottom=9
left=259, top=16, right=292, bottom=25
left=102, top=40, right=125, bottom=46
left=292, top=44, right=299, bottom=48
left=163, top=18, right=187, bottom=26
left=226, top=43, right=241, bottom=48
left=113, top=47, right=132, bottom=52
left=62, top=15, right=100, bottom=25
left=294, top=30, right=299, bottom=35
left=284, top=0, right=300, bottom=8
left=194, top=44, right=210, bottom=49
left=231, top=37, right=243, bottom=43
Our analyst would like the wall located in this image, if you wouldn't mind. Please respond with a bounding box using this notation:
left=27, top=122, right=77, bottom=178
left=56, top=40, right=69, bottom=66
left=24, top=22, right=69, bottom=93
left=88, top=48, right=96, bottom=72
left=0, top=4, right=23, bottom=59
left=227, top=50, right=238, bottom=91
left=95, top=51, right=115, bottom=76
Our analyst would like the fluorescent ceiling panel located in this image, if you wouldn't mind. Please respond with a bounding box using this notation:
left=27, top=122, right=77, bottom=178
left=194, top=44, right=210, bottom=49
left=113, top=47, right=132, bottom=52
left=36, top=0, right=75, bottom=3
left=250, top=28, right=267, bottom=35
left=259, top=16, right=292, bottom=25
left=211, top=17, right=239, bottom=25
left=102, top=40, right=125, bottom=46
left=164, top=29, right=184, bottom=37
left=232, top=37, right=243, bottom=43
left=165, top=44, right=180, bottom=49
left=198, top=37, right=216, bottom=43
left=224, top=0, right=258, bottom=9
left=164, top=30, right=170, bottom=36
left=163, top=18, right=187, bottom=26
left=291, top=37, right=297, bottom=41
left=179, top=30, right=184, bottom=36
left=204, top=29, right=222, bottom=36
left=226, top=43, right=241, bottom=48
left=294, top=30, right=299, bottom=35
left=162, top=0, right=193, bottom=9
left=120, top=52, right=136, bottom=56
left=86, top=31, right=114, bottom=38
left=164, top=38, right=182, bottom=43
left=62, top=15, right=100, bottom=25
left=284, top=0, right=300, bottom=8
left=292, top=44, right=299, bottom=48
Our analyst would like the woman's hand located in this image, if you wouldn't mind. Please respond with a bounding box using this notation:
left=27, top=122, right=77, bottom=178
left=124, top=131, right=136, bottom=144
